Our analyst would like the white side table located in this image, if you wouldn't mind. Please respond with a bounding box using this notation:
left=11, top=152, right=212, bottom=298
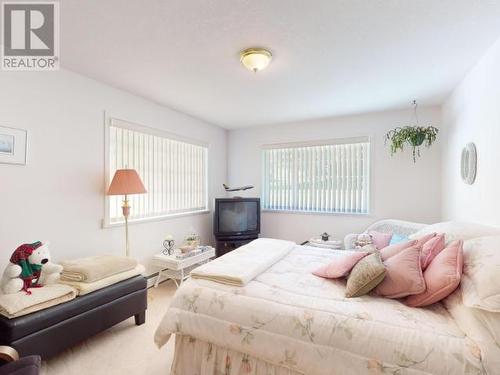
left=152, top=247, right=215, bottom=288
left=302, top=237, right=343, bottom=250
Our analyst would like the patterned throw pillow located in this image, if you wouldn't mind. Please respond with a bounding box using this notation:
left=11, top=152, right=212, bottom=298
left=360, top=244, right=378, bottom=253
left=345, top=253, right=386, bottom=298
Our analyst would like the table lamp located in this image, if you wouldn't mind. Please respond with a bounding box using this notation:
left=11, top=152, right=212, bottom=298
left=107, top=169, right=147, bottom=256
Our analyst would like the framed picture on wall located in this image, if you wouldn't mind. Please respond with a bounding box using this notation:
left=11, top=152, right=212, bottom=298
left=0, top=126, right=28, bottom=165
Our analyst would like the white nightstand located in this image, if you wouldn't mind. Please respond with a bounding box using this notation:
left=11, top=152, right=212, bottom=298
left=302, top=237, right=343, bottom=250
left=152, top=247, right=215, bottom=288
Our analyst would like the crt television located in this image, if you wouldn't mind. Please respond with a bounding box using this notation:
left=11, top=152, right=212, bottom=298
left=214, top=198, right=261, bottom=238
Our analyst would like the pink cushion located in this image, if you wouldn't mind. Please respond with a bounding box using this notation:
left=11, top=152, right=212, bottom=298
left=415, top=232, right=437, bottom=248
left=375, top=246, right=426, bottom=298
left=420, top=233, right=445, bottom=269
left=369, top=230, right=393, bottom=250
left=406, top=240, right=463, bottom=307
left=313, top=251, right=369, bottom=279
left=379, top=239, right=418, bottom=261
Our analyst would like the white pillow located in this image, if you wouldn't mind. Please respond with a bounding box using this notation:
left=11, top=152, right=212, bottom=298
left=443, top=289, right=500, bottom=345
left=460, top=235, right=500, bottom=312
left=409, top=221, right=500, bottom=243
left=443, top=290, right=500, bottom=373
left=474, top=308, right=500, bottom=345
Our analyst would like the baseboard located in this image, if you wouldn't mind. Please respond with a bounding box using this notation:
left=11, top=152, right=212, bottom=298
left=146, top=273, right=158, bottom=288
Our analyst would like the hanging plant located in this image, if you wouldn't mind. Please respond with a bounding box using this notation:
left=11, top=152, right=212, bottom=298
left=385, top=100, right=439, bottom=162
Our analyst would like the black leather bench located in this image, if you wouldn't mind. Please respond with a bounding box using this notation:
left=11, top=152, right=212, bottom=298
left=0, top=276, right=147, bottom=359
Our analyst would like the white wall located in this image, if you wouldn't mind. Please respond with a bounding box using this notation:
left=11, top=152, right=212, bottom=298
left=0, top=69, right=226, bottom=275
left=442, top=35, right=500, bottom=225
left=228, top=107, right=443, bottom=243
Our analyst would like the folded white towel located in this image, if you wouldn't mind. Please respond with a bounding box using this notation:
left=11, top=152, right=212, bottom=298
left=59, top=264, right=145, bottom=295
left=61, top=255, right=137, bottom=283
left=0, top=284, right=77, bottom=319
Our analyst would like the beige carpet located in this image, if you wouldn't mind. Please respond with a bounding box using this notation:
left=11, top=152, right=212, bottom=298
left=42, top=281, right=176, bottom=375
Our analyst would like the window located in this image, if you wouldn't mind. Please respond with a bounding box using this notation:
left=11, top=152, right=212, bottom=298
left=106, top=119, right=208, bottom=224
left=262, top=137, right=370, bottom=214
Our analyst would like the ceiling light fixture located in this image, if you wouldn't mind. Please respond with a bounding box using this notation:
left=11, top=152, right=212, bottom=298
left=240, top=48, right=272, bottom=73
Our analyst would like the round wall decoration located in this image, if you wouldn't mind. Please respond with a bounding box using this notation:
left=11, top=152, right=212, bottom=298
left=461, top=142, right=477, bottom=185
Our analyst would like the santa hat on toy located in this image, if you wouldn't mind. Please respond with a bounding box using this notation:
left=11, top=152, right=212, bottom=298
left=10, top=241, right=43, bottom=264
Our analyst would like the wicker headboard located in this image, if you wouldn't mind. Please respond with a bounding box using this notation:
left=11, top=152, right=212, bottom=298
left=344, top=219, right=427, bottom=249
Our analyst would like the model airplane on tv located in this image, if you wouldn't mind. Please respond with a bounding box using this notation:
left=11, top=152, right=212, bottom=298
left=223, top=183, right=254, bottom=192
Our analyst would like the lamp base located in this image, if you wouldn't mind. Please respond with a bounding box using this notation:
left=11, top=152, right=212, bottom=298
left=122, top=195, right=130, bottom=257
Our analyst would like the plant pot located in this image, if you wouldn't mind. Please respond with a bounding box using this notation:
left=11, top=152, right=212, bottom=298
left=410, top=132, right=426, bottom=147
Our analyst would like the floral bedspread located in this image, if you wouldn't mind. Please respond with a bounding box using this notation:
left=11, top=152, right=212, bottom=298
left=155, top=245, right=487, bottom=374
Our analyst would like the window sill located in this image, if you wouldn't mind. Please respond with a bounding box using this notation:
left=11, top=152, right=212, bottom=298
left=262, top=209, right=371, bottom=217
left=102, top=209, right=211, bottom=229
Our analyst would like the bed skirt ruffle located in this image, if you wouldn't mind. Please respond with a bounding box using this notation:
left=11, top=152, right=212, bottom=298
left=171, top=334, right=304, bottom=375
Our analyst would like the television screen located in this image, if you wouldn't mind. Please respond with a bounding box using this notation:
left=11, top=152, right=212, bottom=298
left=217, top=200, right=259, bottom=234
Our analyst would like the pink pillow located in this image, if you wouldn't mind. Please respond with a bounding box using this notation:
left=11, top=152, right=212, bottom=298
left=313, top=251, right=369, bottom=279
left=379, top=239, right=417, bottom=261
left=406, top=240, right=463, bottom=307
left=415, top=232, right=437, bottom=248
left=420, top=233, right=445, bottom=269
left=375, top=246, right=426, bottom=298
left=369, top=230, right=393, bottom=250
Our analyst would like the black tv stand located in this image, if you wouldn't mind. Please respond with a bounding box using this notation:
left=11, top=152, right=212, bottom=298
left=215, top=236, right=258, bottom=257
left=213, top=197, right=261, bottom=257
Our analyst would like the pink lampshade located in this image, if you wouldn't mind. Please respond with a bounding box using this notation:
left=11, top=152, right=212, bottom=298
left=107, top=169, right=147, bottom=196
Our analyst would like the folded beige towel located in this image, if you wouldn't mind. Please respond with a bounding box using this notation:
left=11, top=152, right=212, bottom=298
left=60, top=255, right=137, bottom=283
left=0, top=284, right=77, bottom=319
left=59, top=264, right=145, bottom=296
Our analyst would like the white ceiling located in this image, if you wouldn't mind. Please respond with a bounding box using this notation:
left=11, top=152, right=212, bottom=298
left=60, top=0, right=500, bottom=129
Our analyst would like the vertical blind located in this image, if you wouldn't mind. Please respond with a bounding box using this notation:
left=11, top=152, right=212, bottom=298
left=262, top=138, right=370, bottom=214
left=107, top=120, right=208, bottom=223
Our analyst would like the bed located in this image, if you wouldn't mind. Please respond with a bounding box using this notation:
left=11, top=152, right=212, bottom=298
left=155, top=239, right=496, bottom=375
